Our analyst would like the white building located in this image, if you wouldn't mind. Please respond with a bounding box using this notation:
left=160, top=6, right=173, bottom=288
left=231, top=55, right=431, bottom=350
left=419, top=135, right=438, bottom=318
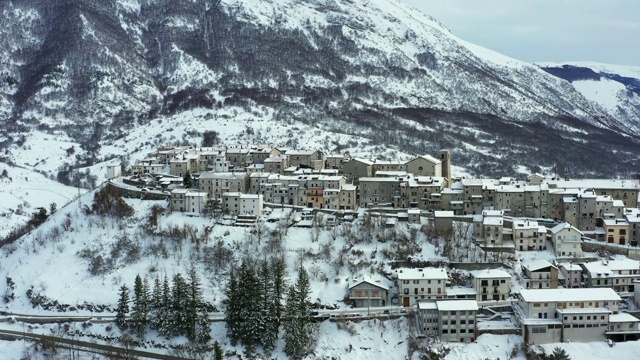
left=512, top=220, right=546, bottom=251
left=222, top=192, right=263, bottom=216
left=470, top=269, right=511, bottom=302
left=170, top=189, right=208, bottom=214
left=417, top=300, right=478, bottom=342
left=514, top=288, right=622, bottom=344
left=397, top=268, right=448, bottom=307
left=348, top=279, right=389, bottom=307
left=550, top=222, right=583, bottom=258
left=106, top=165, right=121, bottom=179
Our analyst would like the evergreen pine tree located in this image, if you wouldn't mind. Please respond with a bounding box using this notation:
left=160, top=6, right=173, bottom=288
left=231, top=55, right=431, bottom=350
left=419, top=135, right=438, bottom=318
left=171, top=273, right=189, bottom=337
left=183, top=170, right=192, bottom=188
left=187, top=267, right=204, bottom=342
left=224, top=269, right=241, bottom=346
left=238, top=259, right=261, bottom=357
left=548, top=347, right=571, bottom=360
left=131, top=275, right=147, bottom=337
left=115, top=284, right=130, bottom=331
left=142, top=277, right=151, bottom=325
left=195, top=307, right=211, bottom=344
left=149, top=276, right=163, bottom=331
left=283, top=264, right=315, bottom=359
left=258, top=258, right=277, bottom=352
left=160, top=274, right=172, bottom=336
left=271, top=256, right=286, bottom=329
left=213, top=340, right=223, bottom=360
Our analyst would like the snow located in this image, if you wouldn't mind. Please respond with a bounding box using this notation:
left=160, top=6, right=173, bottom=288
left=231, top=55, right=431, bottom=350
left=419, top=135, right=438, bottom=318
left=519, top=288, right=621, bottom=303
left=572, top=78, right=627, bottom=112
left=435, top=300, right=478, bottom=312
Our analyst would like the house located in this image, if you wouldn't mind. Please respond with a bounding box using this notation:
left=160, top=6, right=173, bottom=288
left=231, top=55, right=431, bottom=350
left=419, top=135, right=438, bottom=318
left=339, top=184, right=357, bottom=210
left=405, top=155, right=442, bottom=177
left=522, top=260, right=559, bottom=289
left=514, top=288, right=621, bottom=344
left=624, top=208, right=640, bottom=246
left=512, top=220, right=546, bottom=251
left=559, top=263, right=583, bottom=289
left=603, top=218, right=630, bottom=245
left=397, top=267, right=448, bottom=307
left=550, top=222, right=583, bottom=257
left=470, top=269, right=511, bottom=302
left=408, top=209, right=421, bottom=224
left=106, top=165, right=121, bottom=179
left=433, top=211, right=455, bottom=235
left=342, top=158, right=374, bottom=184
left=222, top=193, right=263, bottom=217
left=285, top=149, right=324, bottom=170
left=477, top=210, right=504, bottom=245
left=348, top=279, right=389, bottom=307
left=606, top=259, right=640, bottom=294
left=170, top=189, right=208, bottom=214
left=199, top=172, right=249, bottom=200
left=417, top=300, right=478, bottom=342
left=263, top=155, right=289, bottom=175
left=581, top=261, right=615, bottom=289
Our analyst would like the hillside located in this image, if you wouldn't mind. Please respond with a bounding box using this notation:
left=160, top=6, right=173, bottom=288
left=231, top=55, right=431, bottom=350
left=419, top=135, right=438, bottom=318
left=1, top=0, right=640, bottom=182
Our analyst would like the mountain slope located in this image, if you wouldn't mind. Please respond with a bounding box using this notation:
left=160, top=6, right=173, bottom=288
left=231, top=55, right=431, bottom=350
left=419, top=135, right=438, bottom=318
left=539, top=62, right=640, bottom=137
left=1, top=0, right=640, bottom=178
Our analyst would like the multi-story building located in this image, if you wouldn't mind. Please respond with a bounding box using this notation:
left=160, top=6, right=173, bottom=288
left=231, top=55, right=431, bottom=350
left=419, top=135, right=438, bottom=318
left=470, top=269, right=511, bottom=302
left=339, top=185, right=357, bottom=210
left=603, top=218, right=630, bottom=245
left=417, top=300, right=478, bottom=342
left=285, top=149, right=324, bottom=170
left=514, top=288, right=621, bottom=344
left=199, top=172, right=249, bottom=200
left=550, top=222, right=583, bottom=258
left=222, top=193, right=263, bottom=216
left=606, top=259, right=640, bottom=294
left=559, top=263, right=583, bottom=288
left=397, top=267, right=448, bottom=307
left=342, top=158, right=374, bottom=184
left=263, top=155, right=289, bottom=174
left=170, top=189, right=208, bottom=213
left=522, top=260, right=559, bottom=289
left=513, top=220, right=547, bottom=251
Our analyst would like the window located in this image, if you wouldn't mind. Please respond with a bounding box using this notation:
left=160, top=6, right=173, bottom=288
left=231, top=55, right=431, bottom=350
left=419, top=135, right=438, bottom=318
left=413, top=280, right=419, bottom=284
left=403, top=280, right=409, bottom=284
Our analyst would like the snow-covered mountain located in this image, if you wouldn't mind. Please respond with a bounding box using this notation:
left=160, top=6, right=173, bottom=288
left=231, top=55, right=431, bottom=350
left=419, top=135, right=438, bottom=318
left=2, top=0, right=640, bottom=178
left=539, top=62, right=640, bottom=137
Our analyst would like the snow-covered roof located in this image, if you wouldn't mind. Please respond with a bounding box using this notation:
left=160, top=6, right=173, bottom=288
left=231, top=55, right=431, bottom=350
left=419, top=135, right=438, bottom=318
left=397, top=267, right=448, bottom=280
left=348, top=279, right=389, bottom=291
left=547, top=179, right=640, bottom=190
left=407, top=154, right=441, bottom=165
left=550, top=222, right=583, bottom=235
left=436, top=300, right=479, bottom=312
left=581, top=262, right=614, bottom=277
left=609, top=313, right=640, bottom=323
left=199, top=172, right=247, bottom=180
left=513, top=220, right=539, bottom=230
left=433, top=211, right=454, bottom=218
left=519, top=288, right=621, bottom=303
left=607, top=259, right=640, bottom=271
left=559, top=263, right=582, bottom=271
left=417, top=302, right=438, bottom=310
left=483, top=217, right=503, bottom=226
left=524, top=260, right=557, bottom=272
left=604, top=218, right=629, bottom=227
left=482, top=210, right=504, bottom=217
left=470, top=269, right=511, bottom=279
left=446, top=287, right=477, bottom=296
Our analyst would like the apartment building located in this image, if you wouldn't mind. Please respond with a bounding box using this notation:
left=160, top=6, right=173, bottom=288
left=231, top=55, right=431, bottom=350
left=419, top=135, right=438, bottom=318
left=397, top=268, right=448, bottom=307
left=550, top=222, right=583, bottom=258
left=522, top=260, right=559, bottom=289
left=222, top=193, right=263, bottom=216
left=348, top=279, right=389, bottom=307
left=470, top=269, right=511, bottom=302
left=199, top=172, right=249, bottom=200
left=513, top=220, right=547, bottom=251
left=514, top=288, right=621, bottom=344
left=417, top=300, right=478, bottom=342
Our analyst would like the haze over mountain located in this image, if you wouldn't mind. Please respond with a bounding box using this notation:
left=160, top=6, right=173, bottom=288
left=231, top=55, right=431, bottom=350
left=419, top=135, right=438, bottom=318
left=1, top=0, right=640, bottom=178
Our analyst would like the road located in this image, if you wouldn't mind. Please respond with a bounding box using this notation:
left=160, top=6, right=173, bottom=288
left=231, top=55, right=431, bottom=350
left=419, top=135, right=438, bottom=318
left=0, top=328, right=185, bottom=360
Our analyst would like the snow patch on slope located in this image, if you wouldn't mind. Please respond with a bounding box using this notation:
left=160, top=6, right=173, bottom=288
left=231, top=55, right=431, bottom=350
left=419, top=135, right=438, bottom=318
left=572, top=78, right=627, bottom=112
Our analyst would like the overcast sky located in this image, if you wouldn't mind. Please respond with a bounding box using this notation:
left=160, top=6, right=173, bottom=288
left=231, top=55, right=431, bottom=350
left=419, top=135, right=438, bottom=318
left=401, top=0, right=639, bottom=66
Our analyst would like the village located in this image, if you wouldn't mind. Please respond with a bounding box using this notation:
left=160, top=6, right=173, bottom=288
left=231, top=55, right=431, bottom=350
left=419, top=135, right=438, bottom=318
left=104, top=144, right=640, bottom=347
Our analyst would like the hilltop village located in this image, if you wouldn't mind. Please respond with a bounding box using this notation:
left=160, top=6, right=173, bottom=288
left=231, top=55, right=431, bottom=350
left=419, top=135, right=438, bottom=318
left=105, top=144, right=640, bottom=347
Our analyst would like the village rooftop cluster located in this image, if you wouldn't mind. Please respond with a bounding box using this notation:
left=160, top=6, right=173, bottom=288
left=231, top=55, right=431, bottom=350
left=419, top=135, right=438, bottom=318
left=105, top=144, right=640, bottom=346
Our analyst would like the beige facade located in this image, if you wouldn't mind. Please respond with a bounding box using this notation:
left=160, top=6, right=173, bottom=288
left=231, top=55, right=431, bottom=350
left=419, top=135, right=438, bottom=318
left=170, top=189, right=208, bottom=213
left=603, top=218, right=630, bottom=245
left=405, top=155, right=442, bottom=177
left=513, top=220, right=547, bottom=251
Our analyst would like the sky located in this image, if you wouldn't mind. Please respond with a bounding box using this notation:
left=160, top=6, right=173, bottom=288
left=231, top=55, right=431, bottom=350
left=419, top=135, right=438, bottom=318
left=401, top=0, right=640, bottom=66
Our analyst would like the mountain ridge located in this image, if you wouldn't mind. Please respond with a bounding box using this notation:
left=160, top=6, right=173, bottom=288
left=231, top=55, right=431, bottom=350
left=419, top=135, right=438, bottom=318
left=1, top=0, right=640, bottom=178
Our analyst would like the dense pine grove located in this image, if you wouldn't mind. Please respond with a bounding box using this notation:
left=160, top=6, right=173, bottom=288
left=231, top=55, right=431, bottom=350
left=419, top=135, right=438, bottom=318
left=224, top=257, right=316, bottom=358
left=115, top=270, right=211, bottom=344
